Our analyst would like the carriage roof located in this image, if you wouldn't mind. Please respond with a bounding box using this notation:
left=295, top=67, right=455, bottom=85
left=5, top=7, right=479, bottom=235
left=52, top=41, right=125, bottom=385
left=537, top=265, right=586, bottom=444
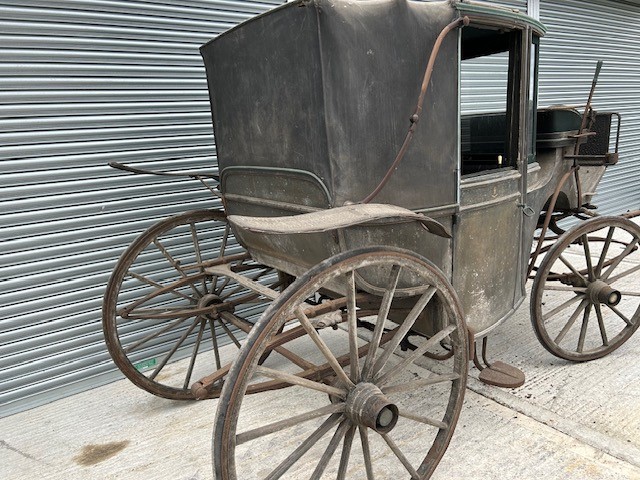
left=200, top=0, right=544, bottom=212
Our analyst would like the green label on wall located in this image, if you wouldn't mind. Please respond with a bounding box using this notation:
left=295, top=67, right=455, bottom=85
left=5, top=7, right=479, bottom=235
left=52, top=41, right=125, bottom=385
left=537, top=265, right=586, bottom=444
left=134, top=358, right=157, bottom=372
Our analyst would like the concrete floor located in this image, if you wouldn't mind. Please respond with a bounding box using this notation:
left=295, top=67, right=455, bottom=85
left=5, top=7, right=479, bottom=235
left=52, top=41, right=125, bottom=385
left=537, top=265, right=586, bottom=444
left=2, top=292, right=640, bottom=479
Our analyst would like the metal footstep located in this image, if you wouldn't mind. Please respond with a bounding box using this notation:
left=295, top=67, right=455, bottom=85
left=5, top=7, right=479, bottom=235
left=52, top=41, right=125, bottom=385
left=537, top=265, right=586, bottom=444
left=474, top=337, right=525, bottom=388
left=478, top=361, right=526, bottom=388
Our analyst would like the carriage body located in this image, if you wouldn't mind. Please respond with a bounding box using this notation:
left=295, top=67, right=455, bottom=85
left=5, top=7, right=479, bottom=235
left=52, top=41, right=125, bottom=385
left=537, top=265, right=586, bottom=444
left=200, top=0, right=594, bottom=336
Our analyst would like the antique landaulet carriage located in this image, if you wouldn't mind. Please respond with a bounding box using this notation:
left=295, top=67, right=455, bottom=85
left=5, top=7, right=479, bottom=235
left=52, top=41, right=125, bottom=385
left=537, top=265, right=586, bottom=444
left=103, top=0, right=639, bottom=478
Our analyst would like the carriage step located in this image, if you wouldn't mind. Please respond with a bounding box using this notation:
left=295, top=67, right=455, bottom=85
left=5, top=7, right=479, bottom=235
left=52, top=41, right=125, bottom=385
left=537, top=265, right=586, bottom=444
left=228, top=203, right=451, bottom=238
left=478, top=361, right=525, bottom=389
left=205, top=264, right=280, bottom=300
left=473, top=336, right=525, bottom=388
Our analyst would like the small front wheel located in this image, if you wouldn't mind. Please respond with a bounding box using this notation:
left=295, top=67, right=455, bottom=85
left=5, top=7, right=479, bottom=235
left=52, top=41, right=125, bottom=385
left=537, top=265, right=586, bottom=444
left=213, top=247, right=468, bottom=480
left=531, top=216, right=640, bottom=361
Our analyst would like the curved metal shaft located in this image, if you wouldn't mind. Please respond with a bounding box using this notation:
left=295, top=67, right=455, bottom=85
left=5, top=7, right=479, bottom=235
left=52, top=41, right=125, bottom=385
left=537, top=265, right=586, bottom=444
left=362, top=15, right=469, bottom=204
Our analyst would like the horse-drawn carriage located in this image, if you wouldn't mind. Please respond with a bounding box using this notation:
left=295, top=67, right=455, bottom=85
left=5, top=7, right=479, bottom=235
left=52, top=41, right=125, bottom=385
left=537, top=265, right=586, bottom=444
left=103, top=0, right=639, bottom=477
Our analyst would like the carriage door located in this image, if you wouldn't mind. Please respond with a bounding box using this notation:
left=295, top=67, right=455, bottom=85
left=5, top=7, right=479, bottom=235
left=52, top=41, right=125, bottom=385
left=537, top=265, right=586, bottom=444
left=453, top=25, right=529, bottom=337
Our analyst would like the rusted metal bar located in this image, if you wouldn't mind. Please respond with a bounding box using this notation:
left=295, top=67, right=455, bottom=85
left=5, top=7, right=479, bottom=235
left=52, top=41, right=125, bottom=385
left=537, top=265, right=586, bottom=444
left=109, top=161, right=219, bottom=180
left=527, top=167, right=577, bottom=276
left=575, top=61, right=603, bottom=155
left=572, top=61, right=603, bottom=207
left=621, top=209, right=640, bottom=219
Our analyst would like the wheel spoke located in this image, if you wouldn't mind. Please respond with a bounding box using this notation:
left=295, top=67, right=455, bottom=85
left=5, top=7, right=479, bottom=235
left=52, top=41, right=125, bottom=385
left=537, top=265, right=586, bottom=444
left=358, top=426, right=375, bottom=480
left=542, top=285, right=587, bottom=293
left=581, top=234, right=595, bottom=282
left=554, top=299, right=588, bottom=345
left=346, top=271, right=361, bottom=383
left=577, top=304, right=591, bottom=353
left=295, top=307, right=355, bottom=389
left=542, top=294, right=583, bottom=322
left=602, top=237, right=639, bottom=281
left=255, top=365, right=347, bottom=398
left=121, top=307, right=203, bottom=320
left=183, top=318, right=206, bottom=389
left=264, top=413, right=344, bottom=480
left=362, top=265, right=401, bottom=380
left=558, top=254, right=588, bottom=286
left=337, top=426, right=356, bottom=480
left=617, top=290, right=640, bottom=297
left=189, top=222, right=208, bottom=293
left=154, top=238, right=202, bottom=298
left=606, top=304, right=634, bottom=327
left=607, top=263, right=640, bottom=285
left=370, top=287, right=436, bottom=378
left=149, top=318, right=200, bottom=380
left=375, top=324, right=456, bottom=386
left=127, top=270, right=194, bottom=302
left=214, top=275, right=232, bottom=297
left=380, top=433, right=420, bottom=479
left=216, top=315, right=243, bottom=348
left=208, top=318, right=223, bottom=370
left=209, top=224, right=231, bottom=289
left=236, top=403, right=345, bottom=445
left=594, top=303, right=609, bottom=347
left=310, top=419, right=351, bottom=480
left=381, top=372, right=460, bottom=395
left=397, top=408, right=448, bottom=429
left=118, top=274, right=205, bottom=317
left=123, top=316, right=187, bottom=354
left=219, top=223, right=230, bottom=257
left=595, top=227, right=615, bottom=277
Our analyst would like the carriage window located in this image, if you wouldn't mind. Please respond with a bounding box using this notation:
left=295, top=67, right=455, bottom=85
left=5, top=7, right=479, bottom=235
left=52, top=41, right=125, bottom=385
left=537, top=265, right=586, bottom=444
left=460, top=27, right=522, bottom=176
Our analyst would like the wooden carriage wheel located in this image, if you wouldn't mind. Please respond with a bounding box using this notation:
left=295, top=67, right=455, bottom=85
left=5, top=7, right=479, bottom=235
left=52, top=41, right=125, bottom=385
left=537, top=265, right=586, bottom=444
left=213, top=247, right=468, bottom=479
left=531, top=216, right=640, bottom=361
left=103, top=210, right=285, bottom=400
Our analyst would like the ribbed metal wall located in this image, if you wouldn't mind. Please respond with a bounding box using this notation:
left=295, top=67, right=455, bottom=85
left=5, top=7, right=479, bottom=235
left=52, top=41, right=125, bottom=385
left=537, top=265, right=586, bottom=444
left=2, top=0, right=638, bottom=418
left=460, top=0, right=526, bottom=113
left=0, top=0, right=281, bottom=417
left=538, top=0, right=640, bottom=214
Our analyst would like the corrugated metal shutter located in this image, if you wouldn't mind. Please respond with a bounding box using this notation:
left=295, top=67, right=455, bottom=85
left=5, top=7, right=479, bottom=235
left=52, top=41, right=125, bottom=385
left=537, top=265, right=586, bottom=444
left=0, top=0, right=281, bottom=417
left=460, top=0, right=527, bottom=113
left=484, top=0, right=527, bottom=10
left=539, top=0, right=640, bottom=214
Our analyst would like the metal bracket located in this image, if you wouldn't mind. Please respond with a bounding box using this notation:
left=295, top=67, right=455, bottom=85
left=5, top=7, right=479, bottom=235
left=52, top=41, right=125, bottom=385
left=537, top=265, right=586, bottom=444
left=519, top=204, right=535, bottom=217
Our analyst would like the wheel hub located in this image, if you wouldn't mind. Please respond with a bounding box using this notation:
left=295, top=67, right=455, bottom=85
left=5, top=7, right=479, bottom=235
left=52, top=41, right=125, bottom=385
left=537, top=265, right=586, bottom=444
left=197, top=294, right=235, bottom=316
left=344, top=382, right=398, bottom=433
left=198, top=293, right=222, bottom=308
left=586, top=280, right=621, bottom=306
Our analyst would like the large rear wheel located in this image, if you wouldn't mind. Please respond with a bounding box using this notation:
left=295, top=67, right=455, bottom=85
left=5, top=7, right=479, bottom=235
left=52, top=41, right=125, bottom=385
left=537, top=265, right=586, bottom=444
left=213, top=247, right=468, bottom=479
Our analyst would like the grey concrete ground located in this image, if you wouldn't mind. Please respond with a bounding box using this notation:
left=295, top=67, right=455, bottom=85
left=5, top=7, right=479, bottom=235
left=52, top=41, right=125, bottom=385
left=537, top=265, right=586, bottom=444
left=2, top=290, right=640, bottom=479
